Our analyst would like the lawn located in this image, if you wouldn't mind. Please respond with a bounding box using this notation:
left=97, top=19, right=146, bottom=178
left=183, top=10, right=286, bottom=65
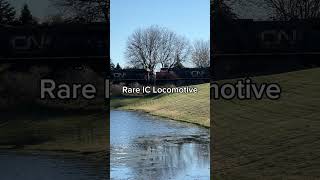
left=212, top=68, right=320, bottom=179
left=111, top=83, right=210, bottom=127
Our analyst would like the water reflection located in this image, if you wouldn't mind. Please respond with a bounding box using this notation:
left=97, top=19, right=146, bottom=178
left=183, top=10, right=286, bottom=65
left=0, top=113, right=108, bottom=180
left=111, top=110, right=210, bottom=180
left=0, top=151, right=107, bottom=180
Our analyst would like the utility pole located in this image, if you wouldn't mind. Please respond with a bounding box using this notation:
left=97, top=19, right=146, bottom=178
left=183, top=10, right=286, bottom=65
left=212, top=0, right=221, bottom=80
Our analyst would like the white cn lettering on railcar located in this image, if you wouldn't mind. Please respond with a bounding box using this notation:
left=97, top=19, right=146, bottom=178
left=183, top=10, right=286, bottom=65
left=260, top=29, right=297, bottom=47
left=10, top=34, right=51, bottom=50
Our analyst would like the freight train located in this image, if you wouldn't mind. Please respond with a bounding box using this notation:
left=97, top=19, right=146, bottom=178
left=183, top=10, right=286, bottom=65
left=213, top=19, right=320, bottom=80
left=111, top=67, right=210, bottom=85
left=0, top=23, right=108, bottom=74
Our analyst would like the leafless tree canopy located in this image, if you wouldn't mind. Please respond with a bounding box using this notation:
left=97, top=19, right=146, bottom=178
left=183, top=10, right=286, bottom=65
left=51, top=0, right=108, bottom=22
left=0, top=0, right=16, bottom=24
left=265, top=0, right=320, bottom=20
left=125, top=26, right=191, bottom=73
left=192, top=40, right=210, bottom=68
left=216, top=0, right=320, bottom=20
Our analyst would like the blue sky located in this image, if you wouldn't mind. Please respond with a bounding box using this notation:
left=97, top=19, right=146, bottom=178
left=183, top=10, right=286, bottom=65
left=111, top=0, right=210, bottom=67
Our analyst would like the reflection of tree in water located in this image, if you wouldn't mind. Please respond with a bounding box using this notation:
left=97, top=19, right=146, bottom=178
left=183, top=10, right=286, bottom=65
left=127, top=135, right=210, bottom=180
left=69, top=119, right=106, bottom=145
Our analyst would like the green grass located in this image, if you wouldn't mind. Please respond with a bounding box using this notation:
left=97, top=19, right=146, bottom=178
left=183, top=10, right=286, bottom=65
left=111, top=83, right=210, bottom=127
left=0, top=112, right=108, bottom=157
left=212, top=68, right=320, bottom=179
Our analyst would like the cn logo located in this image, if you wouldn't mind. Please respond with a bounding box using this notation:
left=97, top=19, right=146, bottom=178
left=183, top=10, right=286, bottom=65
left=260, top=30, right=297, bottom=47
left=10, top=35, right=51, bottom=50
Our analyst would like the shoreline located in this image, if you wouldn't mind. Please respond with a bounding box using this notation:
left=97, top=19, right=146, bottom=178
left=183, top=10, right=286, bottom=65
left=0, top=143, right=108, bottom=164
left=111, top=83, right=210, bottom=128
left=0, top=111, right=108, bottom=162
left=0, top=147, right=107, bottom=159
left=112, top=108, right=210, bottom=129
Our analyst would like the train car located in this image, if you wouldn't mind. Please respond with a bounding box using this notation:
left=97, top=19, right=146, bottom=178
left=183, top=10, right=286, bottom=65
left=0, top=23, right=108, bottom=75
left=111, top=69, right=151, bottom=84
left=0, top=23, right=108, bottom=57
left=111, top=67, right=210, bottom=85
left=213, top=19, right=320, bottom=80
left=156, top=67, right=210, bottom=85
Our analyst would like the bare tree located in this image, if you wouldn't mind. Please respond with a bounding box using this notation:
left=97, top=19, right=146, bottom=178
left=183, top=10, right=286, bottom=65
left=125, top=26, right=190, bottom=73
left=50, top=0, right=108, bottom=22
left=172, top=36, right=191, bottom=68
left=265, top=0, right=320, bottom=20
left=192, top=40, right=210, bottom=68
left=213, top=0, right=238, bottom=20
left=159, top=34, right=191, bottom=69
left=43, top=14, right=65, bottom=25
left=125, top=26, right=161, bottom=72
left=110, top=59, right=115, bottom=71
left=0, top=0, right=16, bottom=25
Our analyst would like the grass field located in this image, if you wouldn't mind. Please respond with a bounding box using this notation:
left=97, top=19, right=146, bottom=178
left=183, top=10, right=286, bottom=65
left=0, top=111, right=108, bottom=160
left=111, top=83, right=210, bottom=127
left=212, top=68, right=320, bottom=179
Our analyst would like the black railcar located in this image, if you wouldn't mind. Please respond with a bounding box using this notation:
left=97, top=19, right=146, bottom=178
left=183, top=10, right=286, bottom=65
left=0, top=23, right=108, bottom=75
left=213, top=19, right=320, bottom=80
left=111, top=69, right=151, bottom=84
left=111, top=67, right=210, bottom=85
left=156, top=68, right=210, bottom=85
